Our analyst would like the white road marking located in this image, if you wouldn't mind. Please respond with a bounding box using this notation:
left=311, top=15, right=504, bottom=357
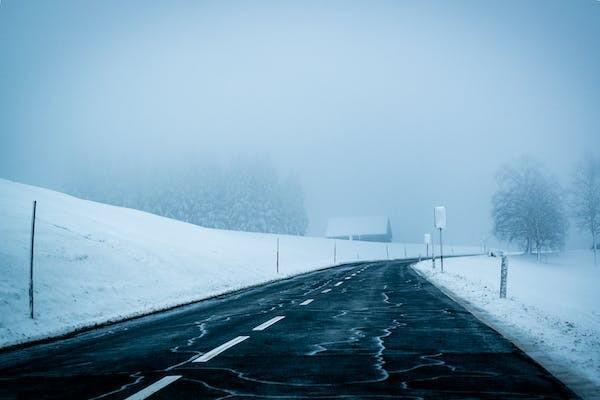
left=193, top=336, right=250, bottom=362
left=345, top=277, right=351, bottom=280
left=321, top=289, right=332, bottom=293
left=351, top=273, right=356, bottom=276
left=125, top=375, right=181, bottom=400
left=252, top=316, right=285, bottom=331
left=299, top=299, right=314, bottom=306
left=334, top=281, right=343, bottom=286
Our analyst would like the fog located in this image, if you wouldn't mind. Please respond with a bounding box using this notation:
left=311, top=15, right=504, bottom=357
left=1, top=0, right=599, bottom=247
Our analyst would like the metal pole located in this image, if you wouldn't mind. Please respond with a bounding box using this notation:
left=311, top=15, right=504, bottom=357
left=500, top=255, right=508, bottom=298
left=276, top=237, right=279, bottom=274
left=29, top=200, right=37, bottom=319
left=439, top=228, right=444, bottom=272
left=386, top=245, right=389, bottom=259
left=426, top=243, right=429, bottom=258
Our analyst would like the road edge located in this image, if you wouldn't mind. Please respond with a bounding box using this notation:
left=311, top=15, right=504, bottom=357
left=0, top=258, right=393, bottom=354
left=410, top=263, right=598, bottom=400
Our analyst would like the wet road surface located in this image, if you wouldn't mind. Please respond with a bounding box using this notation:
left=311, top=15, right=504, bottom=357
left=0, top=260, right=578, bottom=399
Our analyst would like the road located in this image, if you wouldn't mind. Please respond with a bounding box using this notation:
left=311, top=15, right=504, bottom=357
left=0, top=260, right=577, bottom=399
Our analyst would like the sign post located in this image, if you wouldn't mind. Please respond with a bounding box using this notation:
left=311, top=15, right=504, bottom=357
left=431, top=234, right=436, bottom=269
left=434, top=206, right=446, bottom=273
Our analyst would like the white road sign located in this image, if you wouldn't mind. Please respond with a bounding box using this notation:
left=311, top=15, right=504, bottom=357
left=434, top=206, right=446, bottom=229
left=424, top=233, right=431, bottom=245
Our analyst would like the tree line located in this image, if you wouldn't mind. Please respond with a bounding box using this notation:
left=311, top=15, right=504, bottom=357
left=492, top=156, right=600, bottom=264
left=64, top=159, right=309, bottom=236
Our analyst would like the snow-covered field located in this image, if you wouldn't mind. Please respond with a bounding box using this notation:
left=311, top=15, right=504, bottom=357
left=0, top=179, right=477, bottom=349
left=414, top=253, right=600, bottom=398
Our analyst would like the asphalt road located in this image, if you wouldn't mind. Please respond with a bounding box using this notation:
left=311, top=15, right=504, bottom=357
left=0, top=260, right=577, bottom=399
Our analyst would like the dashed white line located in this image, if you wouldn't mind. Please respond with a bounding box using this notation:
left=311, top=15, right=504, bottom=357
left=252, top=316, right=285, bottom=331
left=193, top=336, right=250, bottom=362
left=299, top=299, right=314, bottom=306
left=125, top=375, right=181, bottom=400
left=334, top=281, right=343, bottom=286
left=345, top=277, right=351, bottom=280
left=321, top=289, right=332, bottom=293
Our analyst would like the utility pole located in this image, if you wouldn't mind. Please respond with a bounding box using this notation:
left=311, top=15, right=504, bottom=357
left=29, top=200, right=37, bottom=319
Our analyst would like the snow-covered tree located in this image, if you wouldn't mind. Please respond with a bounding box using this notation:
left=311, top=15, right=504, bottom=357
left=63, top=158, right=308, bottom=236
left=492, top=158, right=568, bottom=261
left=571, top=156, right=600, bottom=265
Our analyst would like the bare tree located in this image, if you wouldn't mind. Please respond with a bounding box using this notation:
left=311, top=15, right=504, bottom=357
left=492, top=158, right=568, bottom=261
left=571, top=156, right=600, bottom=265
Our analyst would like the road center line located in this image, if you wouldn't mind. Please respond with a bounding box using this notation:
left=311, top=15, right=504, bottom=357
left=321, top=288, right=332, bottom=293
left=125, top=375, right=181, bottom=400
left=334, top=281, right=343, bottom=286
left=299, top=299, right=314, bottom=306
left=193, top=336, right=250, bottom=362
left=252, top=316, right=285, bottom=331
left=345, top=277, right=351, bottom=280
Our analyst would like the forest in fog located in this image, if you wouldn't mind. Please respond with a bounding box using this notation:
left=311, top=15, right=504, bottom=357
left=63, top=159, right=308, bottom=236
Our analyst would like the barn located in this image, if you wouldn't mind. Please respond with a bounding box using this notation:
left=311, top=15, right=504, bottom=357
left=325, top=216, right=393, bottom=242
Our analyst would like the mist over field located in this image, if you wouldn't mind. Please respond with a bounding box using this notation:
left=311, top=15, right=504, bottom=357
left=1, top=0, right=599, bottom=247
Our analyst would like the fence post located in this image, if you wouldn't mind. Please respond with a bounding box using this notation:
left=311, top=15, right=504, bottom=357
left=333, top=240, right=337, bottom=264
left=29, top=200, right=37, bottom=319
left=276, top=237, right=280, bottom=274
left=500, top=255, right=508, bottom=299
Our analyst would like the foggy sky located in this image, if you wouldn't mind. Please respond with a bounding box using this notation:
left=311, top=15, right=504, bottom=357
left=1, top=0, right=599, bottom=247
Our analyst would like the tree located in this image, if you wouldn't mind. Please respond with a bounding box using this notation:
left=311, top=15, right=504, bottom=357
left=492, top=158, right=568, bottom=261
left=571, top=156, right=600, bottom=265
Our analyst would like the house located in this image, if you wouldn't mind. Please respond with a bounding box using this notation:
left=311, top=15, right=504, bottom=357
left=325, top=216, right=393, bottom=242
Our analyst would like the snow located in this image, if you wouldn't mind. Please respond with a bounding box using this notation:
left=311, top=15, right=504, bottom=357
left=413, top=253, right=600, bottom=398
left=0, top=179, right=477, bottom=349
left=325, top=216, right=390, bottom=237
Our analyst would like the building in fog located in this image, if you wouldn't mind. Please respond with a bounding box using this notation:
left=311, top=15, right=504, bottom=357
left=325, top=216, right=393, bottom=242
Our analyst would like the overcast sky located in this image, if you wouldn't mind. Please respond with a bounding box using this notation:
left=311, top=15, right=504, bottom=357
left=1, top=0, right=599, bottom=247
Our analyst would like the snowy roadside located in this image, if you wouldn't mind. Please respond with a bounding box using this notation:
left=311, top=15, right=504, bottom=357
left=413, top=254, right=600, bottom=399
left=0, top=179, right=478, bottom=350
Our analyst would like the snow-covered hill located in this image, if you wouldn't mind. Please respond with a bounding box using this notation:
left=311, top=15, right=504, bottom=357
left=0, top=179, right=477, bottom=348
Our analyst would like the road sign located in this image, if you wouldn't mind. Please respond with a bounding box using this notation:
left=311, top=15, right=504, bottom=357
left=424, top=233, right=431, bottom=245
left=434, top=206, right=446, bottom=230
